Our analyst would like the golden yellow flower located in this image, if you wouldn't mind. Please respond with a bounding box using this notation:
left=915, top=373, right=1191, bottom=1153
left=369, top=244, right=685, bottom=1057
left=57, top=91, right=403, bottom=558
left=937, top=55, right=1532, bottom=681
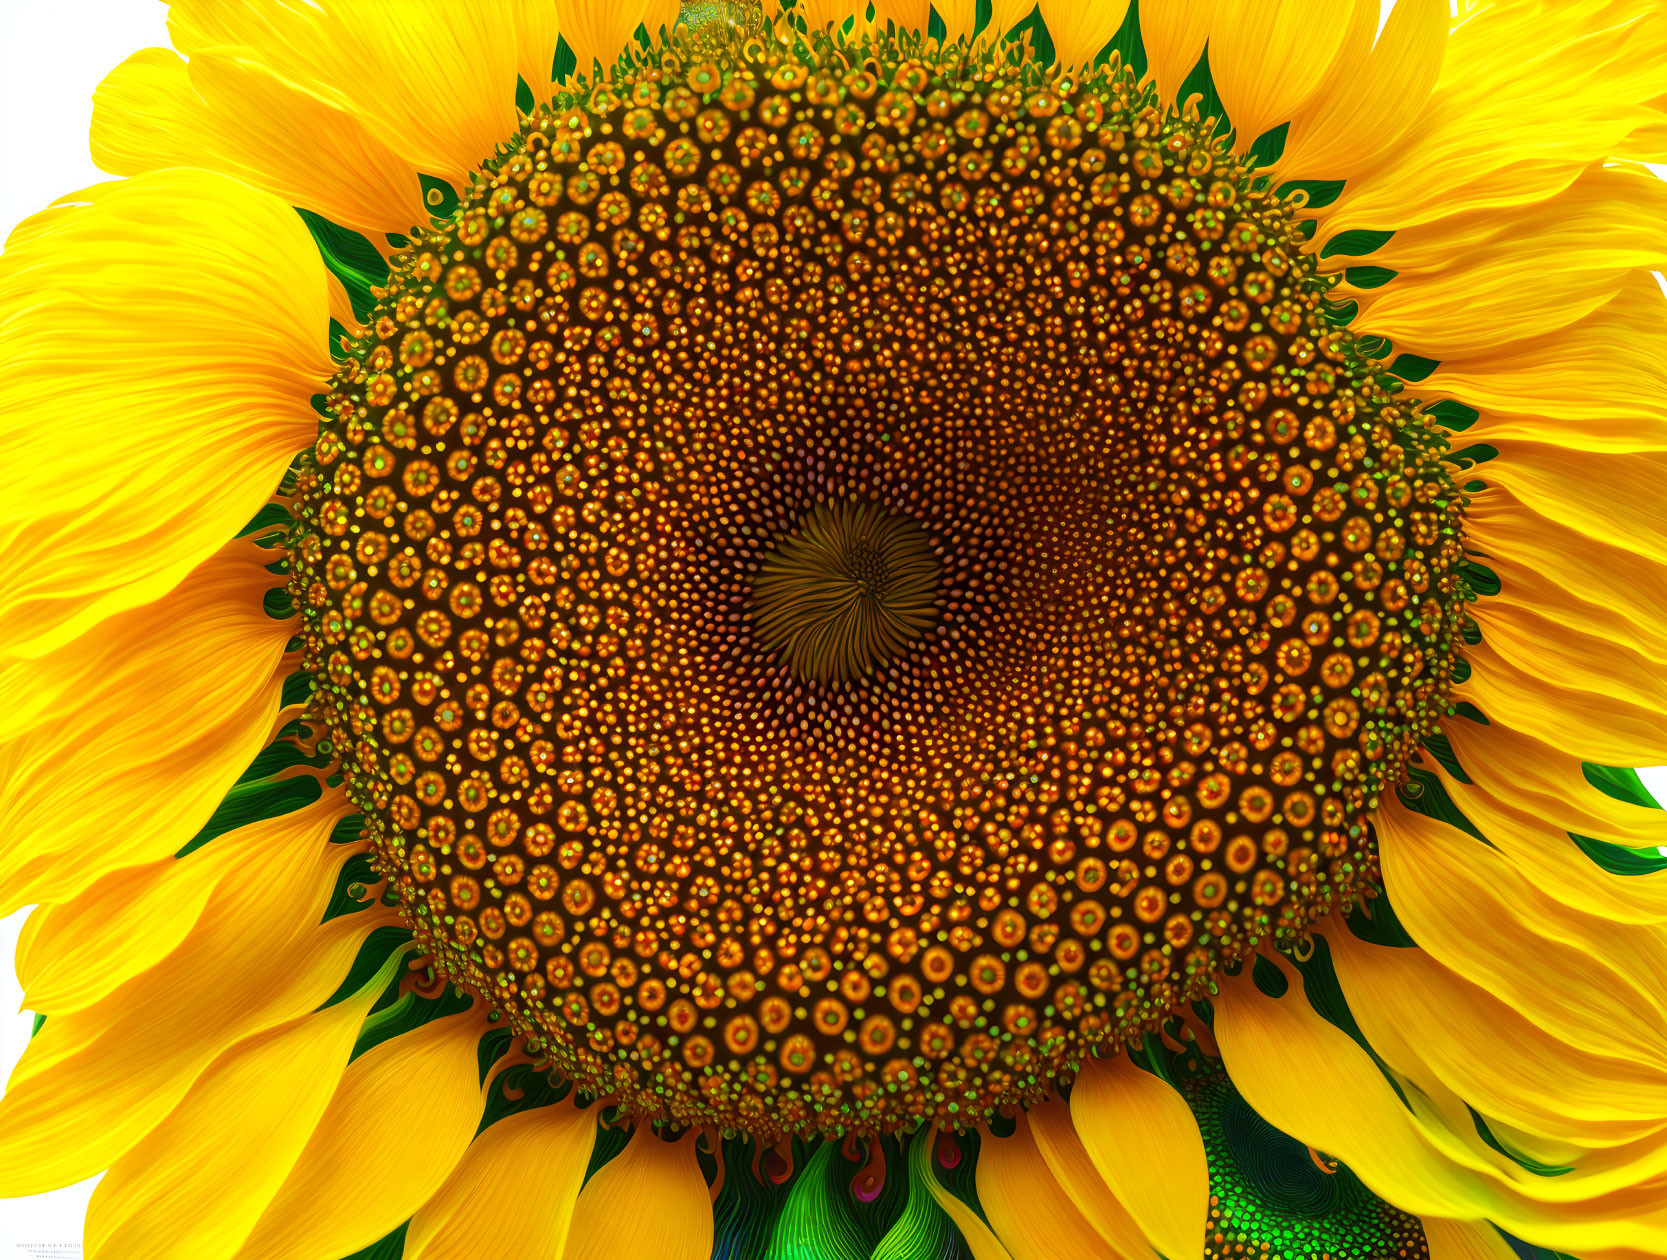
left=2, top=1, right=1666, bottom=1258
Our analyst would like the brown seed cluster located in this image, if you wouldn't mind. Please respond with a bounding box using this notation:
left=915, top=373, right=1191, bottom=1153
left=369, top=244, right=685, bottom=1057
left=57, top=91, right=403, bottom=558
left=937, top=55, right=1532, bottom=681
left=290, top=23, right=1470, bottom=1139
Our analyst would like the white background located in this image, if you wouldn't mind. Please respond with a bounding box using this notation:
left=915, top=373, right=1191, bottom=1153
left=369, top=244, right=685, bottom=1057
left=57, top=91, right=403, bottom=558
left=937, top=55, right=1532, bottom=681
left=0, top=0, right=1664, bottom=1254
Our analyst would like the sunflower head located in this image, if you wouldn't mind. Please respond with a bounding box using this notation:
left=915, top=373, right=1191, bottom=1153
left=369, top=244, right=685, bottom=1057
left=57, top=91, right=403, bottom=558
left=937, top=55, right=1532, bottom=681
left=6, top=1, right=1666, bottom=1258
left=289, top=11, right=1471, bottom=1141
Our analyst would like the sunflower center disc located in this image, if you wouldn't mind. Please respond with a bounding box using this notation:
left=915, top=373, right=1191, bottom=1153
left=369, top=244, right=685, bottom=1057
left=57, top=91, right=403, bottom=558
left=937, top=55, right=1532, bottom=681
left=291, top=22, right=1470, bottom=1139
left=748, top=497, right=942, bottom=685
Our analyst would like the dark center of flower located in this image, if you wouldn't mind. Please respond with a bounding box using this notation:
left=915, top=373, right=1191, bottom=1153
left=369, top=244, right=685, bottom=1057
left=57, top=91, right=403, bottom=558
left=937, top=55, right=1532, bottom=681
left=290, top=19, right=1470, bottom=1141
left=747, top=496, right=942, bottom=685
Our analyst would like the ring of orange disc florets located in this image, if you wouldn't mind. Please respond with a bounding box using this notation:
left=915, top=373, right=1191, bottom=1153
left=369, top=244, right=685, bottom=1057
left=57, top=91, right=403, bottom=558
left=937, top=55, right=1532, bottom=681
left=289, top=21, right=1471, bottom=1140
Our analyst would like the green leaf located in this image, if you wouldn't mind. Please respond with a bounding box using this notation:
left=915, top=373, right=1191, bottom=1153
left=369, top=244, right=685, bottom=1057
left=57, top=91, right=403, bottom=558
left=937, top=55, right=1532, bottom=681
left=1421, top=731, right=1472, bottom=784
left=477, top=1060, right=575, bottom=1135
left=581, top=1118, right=632, bottom=1188
left=1320, top=228, right=1395, bottom=259
left=1322, top=298, right=1359, bottom=326
left=419, top=174, right=461, bottom=220
left=1582, top=763, right=1662, bottom=811
left=1450, top=700, right=1489, bottom=726
left=1572, top=833, right=1667, bottom=877
left=1276, top=179, right=1346, bottom=209
left=296, top=208, right=389, bottom=322
left=1245, top=121, right=1289, bottom=168
left=1251, top=954, right=1289, bottom=998
left=1461, top=560, right=1501, bottom=598
left=872, top=1134, right=954, bottom=1260
left=175, top=774, right=323, bottom=858
left=1427, top=399, right=1479, bottom=432
left=1343, top=265, right=1396, bottom=289
left=349, top=980, right=473, bottom=1061
left=1176, top=45, right=1229, bottom=136
left=237, top=503, right=292, bottom=539
left=321, top=852, right=382, bottom=922
left=1345, top=888, right=1419, bottom=949
left=1388, top=353, right=1439, bottom=383
left=1396, top=768, right=1487, bottom=843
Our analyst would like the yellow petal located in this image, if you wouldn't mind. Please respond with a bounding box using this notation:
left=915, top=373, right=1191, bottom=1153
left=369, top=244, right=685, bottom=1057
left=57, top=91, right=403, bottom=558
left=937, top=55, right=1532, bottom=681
left=1274, top=0, right=1446, bottom=181
left=1482, top=537, right=1667, bottom=669
left=1035, top=0, right=1131, bottom=69
left=916, top=1127, right=1014, bottom=1260
left=1212, top=961, right=1493, bottom=1219
left=643, top=0, right=682, bottom=43
left=986, top=0, right=1038, bottom=42
left=1205, top=0, right=1354, bottom=152
left=553, top=0, right=651, bottom=76
left=562, top=1130, right=714, bottom=1260
left=1027, top=1098, right=1159, bottom=1260
left=406, top=1103, right=597, bottom=1260
left=15, top=850, right=223, bottom=1016
left=797, top=0, right=864, bottom=33
left=1473, top=598, right=1667, bottom=734
left=1465, top=502, right=1667, bottom=738
left=1323, top=0, right=1667, bottom=236
left=1479, top=443, right=1667, bottom=568
left=0, top=797, right=375, bottom=1196
left=1439, top=720, right=1667, bottom=924
left=234, top=1007, right=487, bottom=1260
left=1345, top=164, right=1667, bottom=358
left=935, top=0, right=979, bottom=40
left=875, top=0, right=933, bottom=35
left=168, top=0, right=519, bottom=188
left=0, top=169, right=332, bottom=661
left=978, top=1111, right=1145, bottom=1260
left=91, top=46, right=425, bottom=241
left=1135, top=0, right=1217, bottom=110
left=0, top=539, right=293, bottom=914
left=1329, top=926, right=1667, bottom=1145
left=1422, top=1219, right=1520, bottom=1260
left=1069, top=1054, right=1209, bottom=1260
left=1215, top=952, right=1667, bottom=1256
left=84, top=949, right=407, bottom=1260
left=516, top=0, right=565, bottom=94
left=1377, top=801, right=1667, bottom=1068
left=1425, top=272, right=1667, bottom=455
left=1459, top=636, right=1667, bottom=768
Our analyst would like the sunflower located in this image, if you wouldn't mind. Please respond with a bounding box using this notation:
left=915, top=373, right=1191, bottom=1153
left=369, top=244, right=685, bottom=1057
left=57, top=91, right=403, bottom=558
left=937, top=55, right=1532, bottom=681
left=3, top=0, right=1666, bottom=1256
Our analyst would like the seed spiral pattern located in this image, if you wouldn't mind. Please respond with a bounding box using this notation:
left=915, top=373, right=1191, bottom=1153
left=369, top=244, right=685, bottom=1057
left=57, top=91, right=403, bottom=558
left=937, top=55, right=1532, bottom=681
left=749, top=496, right=943, bottom=685
left=290, top=20, right=1471, bottom=1139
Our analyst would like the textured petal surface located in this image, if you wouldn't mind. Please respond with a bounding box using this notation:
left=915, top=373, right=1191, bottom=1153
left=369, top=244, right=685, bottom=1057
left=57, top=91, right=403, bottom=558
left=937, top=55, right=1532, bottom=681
left=91, top=46, right=425, bottom=240
left=0, top=169, right=331, bottom=660
left=1070, top=1055, right=1210, bottom=1260
left=1036, top=0, right=1131, bottom=68
left=0, top=798, right=375, bottom=1195
left=168, top=0, right=520, bottom=187
left=979, top=1111, right=1150, bottom=1260
left=0, top=539, right=293, bottom=915
left=406, top=1104, right=597, bottom=1260
left=1275, top=0, right=1447, bottom=179
left=233, top=1007, right=487, bottom=1260
left=84, top=951, right=407, bottom=1260
left=1205, top=0, right=1354, bottom=150
left=562, top=1131, right=714, bottom=1260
